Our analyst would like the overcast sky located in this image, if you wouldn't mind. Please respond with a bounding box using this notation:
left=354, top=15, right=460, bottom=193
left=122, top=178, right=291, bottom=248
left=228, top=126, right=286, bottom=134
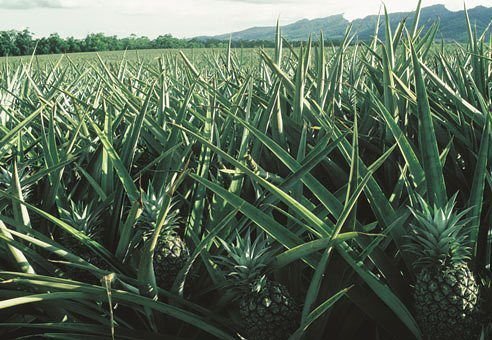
left=0, top=0, right=489, bottom=38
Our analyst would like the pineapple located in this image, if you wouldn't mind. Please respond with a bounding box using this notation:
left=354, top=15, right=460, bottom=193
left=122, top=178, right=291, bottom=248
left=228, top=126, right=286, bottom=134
left=405, top=196, right=481, bottom=340
left=217, top=231, right=299, bottom=340
left=58, top=201, right=107, bottom=283
left=0, top=163, right=31, bottom=183
left=0, top=165, right=15, bottom=189
left=139, top=183, right=190, bottom=290
left=0, top=163, right=44, bottom=228
left=0, top=164, right=33, bottom=201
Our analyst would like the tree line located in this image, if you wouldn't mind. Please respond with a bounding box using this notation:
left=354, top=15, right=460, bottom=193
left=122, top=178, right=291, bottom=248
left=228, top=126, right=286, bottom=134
left=0, top=30, right=284, bottom=56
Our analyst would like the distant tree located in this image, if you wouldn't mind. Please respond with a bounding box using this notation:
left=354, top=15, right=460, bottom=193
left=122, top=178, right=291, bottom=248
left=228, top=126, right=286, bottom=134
left=0, top=29, right=309, bottom=57
left=48, top=33, right=67, bottom=54
left=122, top=34, right=151, bottom=50
left=0, top=31, right=19, bottom=56
left=15, top=29, right=34, bottom=55
left=36, top=37, right=50, bottom=55
left=84, top=33, right=110, bottom=52
left=65, top=37, right=82, bottom=53
left=34, top=33, right=67, bottom=55
left=186, top=38, right=205, bottom=48
left=153, top=34, right=186, bottom=49
left=108, top=35, right=122, bottom=50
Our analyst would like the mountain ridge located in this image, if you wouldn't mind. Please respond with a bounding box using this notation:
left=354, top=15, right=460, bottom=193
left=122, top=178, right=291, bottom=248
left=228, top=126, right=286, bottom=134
left=196, top=4, right=492, bottom=42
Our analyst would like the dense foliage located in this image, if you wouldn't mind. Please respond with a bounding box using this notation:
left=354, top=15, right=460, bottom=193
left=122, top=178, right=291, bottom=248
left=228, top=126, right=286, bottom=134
left=0, top=30, right=279, bottom=57
left=0, top=2, right=490, bottom=339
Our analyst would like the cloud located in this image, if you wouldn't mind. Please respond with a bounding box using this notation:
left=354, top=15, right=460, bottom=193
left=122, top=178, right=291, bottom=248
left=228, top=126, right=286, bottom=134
left=216, top=0, right=297, bottom=3
left=0, top=0, right=73, bottom=9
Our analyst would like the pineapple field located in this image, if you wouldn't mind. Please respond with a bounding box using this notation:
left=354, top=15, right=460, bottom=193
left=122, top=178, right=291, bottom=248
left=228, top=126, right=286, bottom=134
left=0, top=4, right=491, bottom=340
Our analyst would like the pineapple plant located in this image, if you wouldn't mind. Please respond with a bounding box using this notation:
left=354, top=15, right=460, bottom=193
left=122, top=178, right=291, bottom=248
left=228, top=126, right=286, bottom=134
left=138, top=183, right=190, bottom=290
left=405, top=195, right=482, bottom=340
left=477, top=272, right=492, bottom=337
left=0, top=165, right=15, bottom=190
left=0, top=165, right=17, bottom=214
left=0, top=163, right=45, bottom=228
left=135, top=144, right=156, bottom=169
left=0, top=164, right=32, bottom=198
left=217, top=231, right=299, bottom=340
left=58, top=200, right=107, bottom=283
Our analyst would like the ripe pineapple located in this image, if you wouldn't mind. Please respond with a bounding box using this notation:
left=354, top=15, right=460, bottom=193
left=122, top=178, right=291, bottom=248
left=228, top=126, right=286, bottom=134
left=217, top=231, right=299, bottom=340
left=58, top=201, right=107, bottom=283
left=139, top=183, right=190, bottom=290
left=405, top=196, right=481, bottom=340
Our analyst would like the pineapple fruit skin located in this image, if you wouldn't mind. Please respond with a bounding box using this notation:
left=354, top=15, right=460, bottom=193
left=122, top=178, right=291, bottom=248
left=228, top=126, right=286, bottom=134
left=414, top=264, right=481, bottom=340
left=239, top=279, right=299, bottom=340
left=153, top=234, right=190, bottom=290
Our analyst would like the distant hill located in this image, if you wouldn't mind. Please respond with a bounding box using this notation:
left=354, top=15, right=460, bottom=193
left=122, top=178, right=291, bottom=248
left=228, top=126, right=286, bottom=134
left=196, top=4, right=492, bottom=42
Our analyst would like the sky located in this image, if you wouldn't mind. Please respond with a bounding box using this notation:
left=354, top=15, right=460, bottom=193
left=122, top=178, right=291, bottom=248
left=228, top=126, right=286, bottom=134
left=0, top=0, right=489, bottom=38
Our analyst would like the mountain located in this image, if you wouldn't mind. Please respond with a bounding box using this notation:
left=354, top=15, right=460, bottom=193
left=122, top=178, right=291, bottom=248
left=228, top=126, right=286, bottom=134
left=196, top=4, right=492, bottom=42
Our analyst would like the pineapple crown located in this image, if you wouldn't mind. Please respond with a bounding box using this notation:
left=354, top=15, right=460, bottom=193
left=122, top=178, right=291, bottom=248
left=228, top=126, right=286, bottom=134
left=0, top=164, right=32, bottom=193
left=250, top=274, right=270, bottom=294
left=138, top=182, right=180, bottom=236
left=404, top=194, right=472, bottom=271
left=216, top=230, right=273, bottom=289
left=59, top=200, right=101, bottom=237
left=0, top=166, right=13, bottom=188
